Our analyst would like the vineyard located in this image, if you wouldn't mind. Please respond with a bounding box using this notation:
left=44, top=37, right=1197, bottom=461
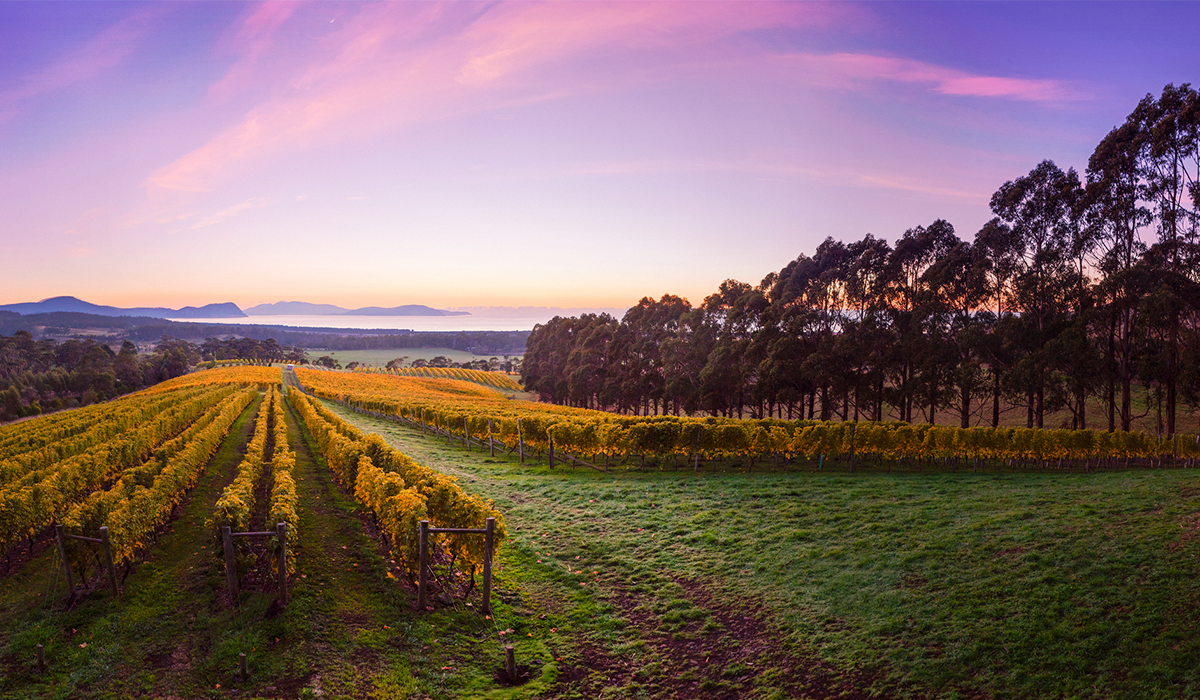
left=3, top=366, right=1200, bottom=699
left=296, top=367, right=1200, bottom=471
left=353, top=365, right=525, bottom=392
left=289, top=382, right=504, bottom=572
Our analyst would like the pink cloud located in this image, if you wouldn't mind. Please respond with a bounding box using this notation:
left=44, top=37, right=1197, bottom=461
left=207, top=2, right=300, bottom=101
left=453, top=1, right=822, bottom=86
left=144, top=1, right=848, bottom=192
left=186, top=197, right=271, bottom=230
left=783, top=52, right=1081, bottom=103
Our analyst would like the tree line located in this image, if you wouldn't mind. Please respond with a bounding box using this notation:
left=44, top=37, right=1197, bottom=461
left=0, top=333, right=195, bottom=421
left=0, top=312, right=529, bottom=356
left=522, top=84, right=1200, bottom=437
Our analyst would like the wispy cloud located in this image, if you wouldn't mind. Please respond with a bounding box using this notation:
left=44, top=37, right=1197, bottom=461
left=0, top=6, right=163, bottom=124
left=206, top=2, right=299, bottom=101
left=783, top=52, right=1083, bottom=103
left=567, top=157, right=988, bottom=201
left=144, top=3, right=1079, bottom=195
left=453, top=1, right=818, bottom=86
left=144, top=2, right=844, bottom=193
left=187, top=197, right=271, bottom=230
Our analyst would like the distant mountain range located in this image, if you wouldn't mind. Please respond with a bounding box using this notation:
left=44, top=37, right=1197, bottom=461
left=244, top=301, right=469, bottom=317
left=0, top=297, right=472, bottom=319
left=0, top=296, right=244, bottom=319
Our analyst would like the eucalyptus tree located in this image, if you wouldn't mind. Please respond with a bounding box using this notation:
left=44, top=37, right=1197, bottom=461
left=882, top=220, right=958, bottom=422
left=698, top=279, right=763, bottom=417
left=763, top=253, right=822, bottom=419
left=841, top=234, right=893, bottom=420
left=522, top=315, right=589, bottom=405
left=1086, top=117, right=1152, bottom=431
left=565, top=313, right=619, bottom=410
left=973, top=218, right=1022, bottom=426
left=612, top=295, right=691, bottom=415
left=990, top=160, right=1083, bottom=428
left=920, top=239, right=990, bottom=427
left=762, top=242, right=848, bottom=420
left=662, top=305, right=717, bottom=415
left=1130, top=84, right=1200, bottom=435
left=802, top=239, right=852, bottom=419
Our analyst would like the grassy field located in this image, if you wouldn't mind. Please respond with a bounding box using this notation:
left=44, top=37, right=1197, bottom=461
left=307, top=349, right=519, bottom=369
left=324, top=402, right=1200, bottom=699
left=4, top=390, right=1200, bottom=699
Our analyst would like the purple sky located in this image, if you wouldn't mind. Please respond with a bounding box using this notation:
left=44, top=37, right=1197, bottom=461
left=1, top=1, right=1196, bottom=311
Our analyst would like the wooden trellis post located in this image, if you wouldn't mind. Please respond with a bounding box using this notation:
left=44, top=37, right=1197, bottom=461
left=221, top=523, right=289, bottom=607
left=99, top=527, right=118, bottom=597
left=55, top=525, right=117, bottom=597
left=416, top=517, right=496, bottom=614
left=53, top=525, right=74, bottom=593
left=221, top=526, right=238, bottom=603
left=276, top=522, right=288, bottom=605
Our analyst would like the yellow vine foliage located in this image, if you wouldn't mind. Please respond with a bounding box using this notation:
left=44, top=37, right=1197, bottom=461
left=288, top=388, right=503, bottom=573
left=294, top=367, right=1200, bottom=469
left=61, top=387, right=256, bottom=569
left=0, top=384, right=244, bottom=556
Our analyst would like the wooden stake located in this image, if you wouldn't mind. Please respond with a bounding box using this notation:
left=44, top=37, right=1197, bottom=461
left=222, top=526, right=238, bottom=606
left=276, top=523, right=288, bottom=605
left=517, top=419, right=524, bottom=464
left=505, top=645, right=516, bottom=682
left=482, top=517, right=495, bottom=615
left=239, top=652, right=248, bottom=681
left=54, top=525, right=74, bottom=594
left=36, top=644, right=45, bottom=673
left=488, top=418, right=495, bottom=457
left=417, top=520, right=429, bottom=610
left=99, top=526, right=118, bottom=598
left=548, top=434, right=555, bottom=468
left=464, top=417, right=471, bottom=451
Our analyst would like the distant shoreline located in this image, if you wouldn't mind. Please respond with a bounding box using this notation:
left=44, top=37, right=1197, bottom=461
left=165, top=313, right=559, bottom=333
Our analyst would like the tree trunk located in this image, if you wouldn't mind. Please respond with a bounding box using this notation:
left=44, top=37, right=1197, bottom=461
left=1036, top=381, right=1044, bottom=430
left=1107, top=314, right=1116, bottom=433
left=876, top=376, right=885, bottom=422
left=1168, top=316, right=1178, bottom=437
left=960, top=382, right=970, bottom=429
left=992, top=368, right=1001, bottom=428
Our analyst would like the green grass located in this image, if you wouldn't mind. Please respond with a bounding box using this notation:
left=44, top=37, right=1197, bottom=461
left=328, top=401, right=1200, bottom=700
left=307, top=348, right=518, bottom=369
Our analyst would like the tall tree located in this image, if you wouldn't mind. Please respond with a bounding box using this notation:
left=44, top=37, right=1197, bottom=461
left=990, top=160, right=1083, bottom=427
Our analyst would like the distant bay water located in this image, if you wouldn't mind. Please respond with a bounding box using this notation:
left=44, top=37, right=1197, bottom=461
left=164, top=312, right=605, bottom=332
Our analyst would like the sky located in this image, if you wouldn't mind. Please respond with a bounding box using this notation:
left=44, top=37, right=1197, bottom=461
left=1, top=1, right=1197, bottom=313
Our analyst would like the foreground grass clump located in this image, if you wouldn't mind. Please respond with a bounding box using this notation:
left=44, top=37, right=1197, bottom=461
left=330, top=401, right=1200, bottom=700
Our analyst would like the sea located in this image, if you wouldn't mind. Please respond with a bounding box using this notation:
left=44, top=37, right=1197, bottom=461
left=165, top=313, right=563, bottom=333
